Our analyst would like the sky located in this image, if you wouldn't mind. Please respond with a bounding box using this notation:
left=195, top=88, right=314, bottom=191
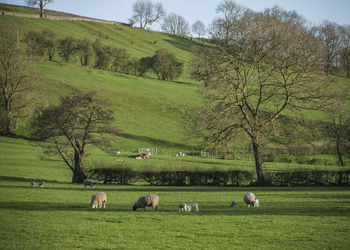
left=1, top=0, right=350, bottom=33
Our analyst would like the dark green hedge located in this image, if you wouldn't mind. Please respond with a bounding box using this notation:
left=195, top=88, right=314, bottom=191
left=89, top=167, right=350, bottom=186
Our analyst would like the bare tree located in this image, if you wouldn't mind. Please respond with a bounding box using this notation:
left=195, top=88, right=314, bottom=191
left=194, top=6, right=329, bottom=184
left=312, top=21, right=342, bottom=75
left=339, top=25, right=350, bottom=77
left=323, top=85, right=350, bottom=166
left=26, top=0, right=54, bottom=19
left=161, top=13, right=190, bottom=36
left=132, top=0, right=165, bottom=30
left=0, top=23, right=32, bottom=136
left=192, top=20, right=206, bottom=39
left=32, top=91, right=119, bottom=183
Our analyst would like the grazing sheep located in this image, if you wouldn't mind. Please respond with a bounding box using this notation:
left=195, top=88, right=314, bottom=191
left=244, top=192, right=259, bottom=207
left=90, top=192, right=107, bottom=208
left=178, top=203, right=191, bottom=212
left=30, top=182, right=35, bottom=187
left=230, top=200, right=238, bottom=207
left=189, top=202, right=199, bottom=212
left=83, top=179, right=97, bottom=188
left=254, top=198, right=259, bottom=207
left=133, top=194, right=159, bottom=211
left=38, top=181, right=45, bottom=188
left=176, top=152, right=185, bottom=157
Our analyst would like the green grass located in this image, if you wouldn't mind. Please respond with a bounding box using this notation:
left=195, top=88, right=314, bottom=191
left=0, top=180, right=349, bottom=249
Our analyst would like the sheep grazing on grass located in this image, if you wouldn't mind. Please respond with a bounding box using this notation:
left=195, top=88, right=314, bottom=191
left=38, top=182, right=45, bottom=188
left=230, top=200, right=238, bottom=207
left=90, top=192, right=107, bottom=208
left=83, top=179, right=97, bottom=188
left=254, top=198, right=259, bottom=207
left=244, top=192, right=259, bottom=207
left=178, top=203, right=191, bottom=212
left=30, top=182, right=35, bottom=187
left=133, top=194, right=159, bottom=211
left=189, top=203, right=199, bottom=212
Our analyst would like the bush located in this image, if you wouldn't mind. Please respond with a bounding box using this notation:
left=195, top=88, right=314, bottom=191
left=89, top=164, right=350, bottom=186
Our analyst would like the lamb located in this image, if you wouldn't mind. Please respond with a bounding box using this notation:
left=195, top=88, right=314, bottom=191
left=178, top=203, right=191, bottom=212
left=133, top=194, right=159, bottom=211
left=230, top=200, right=238, bottom=207
left=30, top=182, right=35, bottom=187
left=83, top=179, right=97, bottom=188
left=189, top=202, right=199, bottom=212
left=90, top=192, right=107, bottom=208
left=243, top=192, right=259, bottom=207
left=38, top=181, right=45, bottom=188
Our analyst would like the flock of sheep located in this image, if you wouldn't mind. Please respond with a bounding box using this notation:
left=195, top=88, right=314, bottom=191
left=32, top=178, right=260, bottom=211
left=85, top=179, right=260, bottom=211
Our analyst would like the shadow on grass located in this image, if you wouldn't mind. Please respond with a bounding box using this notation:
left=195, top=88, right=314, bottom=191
left=119, top=133, right=198, bottom=151
left=1, top=201, right=349, bottom=217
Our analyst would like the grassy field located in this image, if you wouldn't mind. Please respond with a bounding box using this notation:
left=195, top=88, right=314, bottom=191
left=1, top=179, right=350, bottom=249
left=1, top=8, right=350, bottom=249
left=1, top=136, right=350, bottom=249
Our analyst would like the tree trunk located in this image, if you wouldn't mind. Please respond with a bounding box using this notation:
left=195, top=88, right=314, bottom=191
left=71, top=141, right=86, bottom=183
left=39, top=0, right=43, bottom=18
left=336, top=137, right=344, bottom=167
left=251, top=136, right=264, bottom=184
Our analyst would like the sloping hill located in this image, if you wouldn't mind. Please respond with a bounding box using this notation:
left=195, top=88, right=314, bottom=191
left=0, top=11, right=204, bottom=154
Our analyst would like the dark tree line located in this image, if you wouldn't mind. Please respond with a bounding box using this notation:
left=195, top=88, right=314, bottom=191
left=23, top=29, right=183, bottom=81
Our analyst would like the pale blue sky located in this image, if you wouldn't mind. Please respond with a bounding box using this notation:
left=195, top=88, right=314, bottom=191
left=1, top=0, right=350, bottom=31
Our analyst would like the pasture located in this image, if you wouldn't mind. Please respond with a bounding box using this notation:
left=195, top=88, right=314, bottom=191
left=0, top=180, right=350, bottom=249
left=1, top=137, right=350, bottom=249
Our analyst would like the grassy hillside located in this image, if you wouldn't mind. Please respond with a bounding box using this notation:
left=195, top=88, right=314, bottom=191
left=0, top=13, right=206, bottom=154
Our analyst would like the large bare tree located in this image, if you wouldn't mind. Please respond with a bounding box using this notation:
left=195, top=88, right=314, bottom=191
left=193, top=5, right=329, bottom=184
left=312, top=21, right=342, bottom=75
left=192, top=20, right=206, bottom=39
left=27, top=0, right=54, bottom=19
left=132, top=0, right=165, bottom=30
left=32, top=91, right=119, bottom=183
left=339, top=25, right=350, bottom=77
left=161, top=13, right=190, bottom=36
left=0, top=23, right=32, bottom=136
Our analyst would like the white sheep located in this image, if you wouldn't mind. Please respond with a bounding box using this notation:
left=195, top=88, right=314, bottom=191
left=178, top=203, right=191, bottom=212
left=90, top=192, right=107, bottom=208
left=230, top=200, right=238, bottom=207
left=30, top=182, right=35, bottom=187
left=83, top=179, right=97, bottom=188
left=243, top=192, right=259, bottom=207
left=38, top=181, right=45, bottom=188
left=189, top=202, right=199, bottom=212
left=254, top=198, right=259, bottom=207
left=133, top=194, right=159, bottom=211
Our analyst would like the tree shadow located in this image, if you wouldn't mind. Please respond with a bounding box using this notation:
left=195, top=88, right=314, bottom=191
left=119, top=133, right=198, bottom=151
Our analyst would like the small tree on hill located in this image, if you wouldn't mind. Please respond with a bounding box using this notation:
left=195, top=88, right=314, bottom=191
left=76, top=39, right=93, bottom=66
left=0, top=23, right=33, bottom=136
left=152, top=49, right=183, bottom=81
left=31, top=91, right=119, bottom=183
left=192, top=20, right=206, bottom=39
left=27, top=0, right=54, bottom=19
left=58, top=37, right=77, bottom=62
